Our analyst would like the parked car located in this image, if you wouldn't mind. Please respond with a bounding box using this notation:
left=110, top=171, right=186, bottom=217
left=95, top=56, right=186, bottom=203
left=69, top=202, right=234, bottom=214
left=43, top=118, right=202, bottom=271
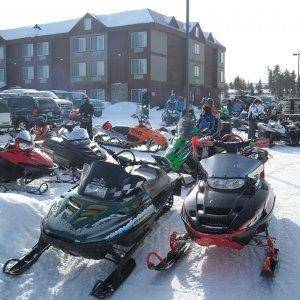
left=1, top=96, right=61, bottom=129
left=0, top=102, right=12, bottom=130
left=51, top=90, right=104, bottom=117
left=2, top=88, right=38, bottom=96
left=24, top=91, right=73, bottom=119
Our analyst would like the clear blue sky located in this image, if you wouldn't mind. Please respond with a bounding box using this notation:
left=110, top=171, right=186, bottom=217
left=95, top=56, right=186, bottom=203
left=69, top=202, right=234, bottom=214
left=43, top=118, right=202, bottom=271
left=1, top=0, right=299, bottom=83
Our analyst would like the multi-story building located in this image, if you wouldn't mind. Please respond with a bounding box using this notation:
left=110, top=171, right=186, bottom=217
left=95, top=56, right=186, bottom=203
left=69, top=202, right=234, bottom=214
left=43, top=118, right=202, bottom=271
left=0, top=9, right=225, bottom=106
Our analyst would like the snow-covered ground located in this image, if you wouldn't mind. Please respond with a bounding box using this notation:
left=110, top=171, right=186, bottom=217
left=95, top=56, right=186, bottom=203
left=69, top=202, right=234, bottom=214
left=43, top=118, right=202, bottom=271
left=0, top=102, right=299, bottom=300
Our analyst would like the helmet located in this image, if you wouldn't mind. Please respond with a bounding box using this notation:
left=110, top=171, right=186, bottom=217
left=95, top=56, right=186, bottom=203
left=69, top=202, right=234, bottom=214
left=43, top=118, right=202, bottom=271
left=16, top=130, right=32, bottom=143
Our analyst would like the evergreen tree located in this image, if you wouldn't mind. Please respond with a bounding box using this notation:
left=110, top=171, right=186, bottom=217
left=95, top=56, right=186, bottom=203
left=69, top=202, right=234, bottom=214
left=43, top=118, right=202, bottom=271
left=256, top=80, right=263, bottom=95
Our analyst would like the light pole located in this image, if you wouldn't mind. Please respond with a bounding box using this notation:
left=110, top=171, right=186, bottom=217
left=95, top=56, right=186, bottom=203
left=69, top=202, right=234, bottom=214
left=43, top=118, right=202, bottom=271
left=185, top=0, right=190, bottom=112
left=293, top=52, right=300, bottom=96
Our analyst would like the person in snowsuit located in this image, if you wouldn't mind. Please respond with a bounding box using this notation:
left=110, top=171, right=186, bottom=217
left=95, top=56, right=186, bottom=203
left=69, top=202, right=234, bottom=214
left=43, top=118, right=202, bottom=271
left=80, top=96, right=94, bottom=140
left=175, top=96, right=185, bottom=116
left=228, top=97, right=244, bottom=116
left=141, top=91, right=151, bottom=117
left=165, top=93, right=177, bottom=110
left=197, top=105, right=221, bottom=138
left=248, top=98, right=265, bottom=139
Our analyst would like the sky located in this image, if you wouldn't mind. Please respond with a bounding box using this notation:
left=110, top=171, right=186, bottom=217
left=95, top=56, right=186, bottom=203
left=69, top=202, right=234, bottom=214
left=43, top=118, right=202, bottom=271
left=0, top=0, right=299, bottom=83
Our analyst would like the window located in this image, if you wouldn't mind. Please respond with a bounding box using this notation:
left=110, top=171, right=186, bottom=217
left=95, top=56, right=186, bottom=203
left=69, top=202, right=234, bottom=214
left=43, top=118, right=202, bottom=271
left=73, top=37, right=86, bottom=52
left=90, top=89, right=105, bottom=100
left=219, top=52, right=225, bottom=64
left=194, top=43, right=201, bottom=55
left=131, top=32, right=147, bottom=48
left=84, top=18, right=92, bottom=30
left=73, top=62, right=86, bottom=77
left=22, top=44, right=33, bottom=57
left=37, top=65, right=49, bottom=79
left=37, top=42, right=49, bottom=56
left=90, top=35, right=104, bottom=51
left=0, top=68, right=4, bottom=83
left=194, top=65, right=200, bottom=77
left=220, top=70, right=224, bottom=83
left=131, top=89, right=146, bottom=103
left=91, top=61, right=104, bottom=76
left=23, top=66, right=34, bottom=80
left=0, top=46, right=4, bottom=60
left=131, top=59, right=147, bottom=75
left=195, top=26, right=200, bottom=38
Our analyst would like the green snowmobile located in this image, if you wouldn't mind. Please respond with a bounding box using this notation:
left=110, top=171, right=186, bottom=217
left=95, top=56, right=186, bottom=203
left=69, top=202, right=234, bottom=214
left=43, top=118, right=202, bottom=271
left=165, top=116, right=199, bottom=180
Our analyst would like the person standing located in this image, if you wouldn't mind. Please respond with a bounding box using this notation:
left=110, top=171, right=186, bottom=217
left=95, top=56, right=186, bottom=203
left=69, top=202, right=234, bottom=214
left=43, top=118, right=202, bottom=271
left=141, top=90, right=151, bottom=117
left=248, top=98, right=264, bottom=139
left=79, top=96, right=94, bottom=140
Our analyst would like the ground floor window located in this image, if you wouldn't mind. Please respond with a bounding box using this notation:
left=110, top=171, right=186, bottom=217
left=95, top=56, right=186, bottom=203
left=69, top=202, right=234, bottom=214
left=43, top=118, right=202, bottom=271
left=0, top=68, right=4, bottom=83
left=90, top=89, right=105, bottom=100
left=131, top=88, right=147, bottom=102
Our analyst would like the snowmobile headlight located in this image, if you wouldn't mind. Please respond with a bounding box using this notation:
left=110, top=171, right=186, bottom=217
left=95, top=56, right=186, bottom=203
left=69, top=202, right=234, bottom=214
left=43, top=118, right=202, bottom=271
left=19, top=142, right=34, bottom=151
left=207, top=178, right=245, bottom=190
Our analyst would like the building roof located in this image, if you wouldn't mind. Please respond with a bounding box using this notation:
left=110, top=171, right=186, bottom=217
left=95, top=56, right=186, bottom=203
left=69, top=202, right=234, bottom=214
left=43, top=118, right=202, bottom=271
left=0, top=8, right=224, bottom=49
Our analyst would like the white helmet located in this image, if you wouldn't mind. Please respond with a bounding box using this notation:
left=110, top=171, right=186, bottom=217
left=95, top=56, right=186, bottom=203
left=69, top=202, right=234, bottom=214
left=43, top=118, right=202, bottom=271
left=16, top=130, right=32, bottom=142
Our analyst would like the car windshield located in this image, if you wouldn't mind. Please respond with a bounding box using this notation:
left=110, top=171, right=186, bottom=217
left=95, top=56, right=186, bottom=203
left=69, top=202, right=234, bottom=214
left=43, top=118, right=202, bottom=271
left=37, top=91, right=59, bottom=99
left=78, top=161, right=144, bottom=200
left=37, top=98, right=58, bottom=110
left=200, top=153, right=261, bottom=178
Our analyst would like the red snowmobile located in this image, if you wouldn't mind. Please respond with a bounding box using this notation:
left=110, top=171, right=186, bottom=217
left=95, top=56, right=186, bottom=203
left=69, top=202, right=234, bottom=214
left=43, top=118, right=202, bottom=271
left=0, top=130, right=55, bottom=194
left=147, top=137, right=279, bottom=277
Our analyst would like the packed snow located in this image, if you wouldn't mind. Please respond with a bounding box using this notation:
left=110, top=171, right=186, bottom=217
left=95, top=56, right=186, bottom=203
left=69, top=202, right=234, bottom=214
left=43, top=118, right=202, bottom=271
left=0, top=102, right=299, bottom=300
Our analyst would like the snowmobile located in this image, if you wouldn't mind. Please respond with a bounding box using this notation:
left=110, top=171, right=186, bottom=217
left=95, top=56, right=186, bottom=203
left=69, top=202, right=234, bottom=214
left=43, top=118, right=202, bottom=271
left=3, top=149, right=182, bottom=298
left=94, top=115, right=168, bottom=153
left=231, top=110, right=249, bottom=132
left=0, top=130, right=55, bottom=194
left=257, top=117, right=300, bottom=147
left=161, top=108, right=181, bottom=126
left=40, top=127, right=107, bottom=182
left=147, top=137, right=279, bottom=278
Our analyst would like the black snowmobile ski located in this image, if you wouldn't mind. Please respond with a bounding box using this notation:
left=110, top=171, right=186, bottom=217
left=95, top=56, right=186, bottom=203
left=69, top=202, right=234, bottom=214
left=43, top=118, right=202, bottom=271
left=147, top=232, right=190, bottom=271
left=3, top=238, right=50, bottom=275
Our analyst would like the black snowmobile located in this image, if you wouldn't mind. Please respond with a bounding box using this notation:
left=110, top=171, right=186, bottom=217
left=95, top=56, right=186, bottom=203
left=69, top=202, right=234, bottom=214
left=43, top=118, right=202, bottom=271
left=3, top=149, right=182, bottom=298
left=147, top=138, right=279, bottom=277
left=41, top=126, right=107, bottom=181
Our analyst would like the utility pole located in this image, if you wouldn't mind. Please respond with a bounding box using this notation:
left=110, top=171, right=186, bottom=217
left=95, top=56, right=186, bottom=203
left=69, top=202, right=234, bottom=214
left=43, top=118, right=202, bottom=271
left=185, top=0, right=190, bottom=112
left=293, top=52, right=300, bottom=96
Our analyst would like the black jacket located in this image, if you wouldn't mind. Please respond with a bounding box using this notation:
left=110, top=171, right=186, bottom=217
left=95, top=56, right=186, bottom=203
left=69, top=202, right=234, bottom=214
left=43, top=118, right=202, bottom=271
left=80, top=101, right=94, bottom=116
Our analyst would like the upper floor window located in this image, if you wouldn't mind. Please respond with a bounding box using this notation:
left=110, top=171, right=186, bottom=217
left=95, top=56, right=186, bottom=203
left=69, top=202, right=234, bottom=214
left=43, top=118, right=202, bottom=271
left=220, top=70, right=224, bottom=83
left=73, top=62, right=86, bottom=77
left=90, top=35, right=104, bottom=51
left=37, top=65, right=49, bottom=79
left=84, top=18, right=92, bottom=30
left=23, top=66, right=34, bottom=80
left=0, top=68, right=4, bottom=83
left=194, top=65, right=200, bottom=77
left=91, top=61, right=104, bottom=76
left=194, top=43, right=201, bottom=55
left=22, top=44, right=33, bottom=57
left=37, top=42, right=49, bottom=56
left=195, top=26, right=200, bottom=38
left=131, top=32, right=147, bottom=48
left=131, top=59, right=147, bottom=75
left=90, top=89, right=105, bottom=100
left=219, top=52, right=225, bottom=64
left=73, top=37, right=86, bottom=52
left=0, top=46, right=4, bottom=60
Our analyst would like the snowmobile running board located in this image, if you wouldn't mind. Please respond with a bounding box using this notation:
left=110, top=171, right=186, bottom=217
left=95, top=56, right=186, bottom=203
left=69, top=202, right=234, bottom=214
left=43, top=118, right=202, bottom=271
left=3, top=238, right=50, bottom=275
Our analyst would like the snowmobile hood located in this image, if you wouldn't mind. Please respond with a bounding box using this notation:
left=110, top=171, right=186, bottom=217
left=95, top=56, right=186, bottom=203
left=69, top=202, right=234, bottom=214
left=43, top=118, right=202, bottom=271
left=200, top=153, right=261, bottom=178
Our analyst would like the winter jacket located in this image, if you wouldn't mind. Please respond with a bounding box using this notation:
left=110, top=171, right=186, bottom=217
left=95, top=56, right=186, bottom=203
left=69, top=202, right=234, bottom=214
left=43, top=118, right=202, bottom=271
left=198, top=113, right=221, bottom=137
left=231, top=100, right=244, bottom=116
left=80, top=101, right=94, bottom=116
left=248, top=103, right=264, bottom=120
left=175, top=100, right=185, bottom=112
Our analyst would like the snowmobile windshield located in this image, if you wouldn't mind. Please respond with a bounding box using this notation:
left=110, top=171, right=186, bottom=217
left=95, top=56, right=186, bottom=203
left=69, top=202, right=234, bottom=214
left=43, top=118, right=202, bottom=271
left=200, top=153, right=261, bottom=178
left=176, top=117, right=194, bottom=138
left=78, top=161, right=145, bottom=201
left=64, top=128, right=90, bottom=144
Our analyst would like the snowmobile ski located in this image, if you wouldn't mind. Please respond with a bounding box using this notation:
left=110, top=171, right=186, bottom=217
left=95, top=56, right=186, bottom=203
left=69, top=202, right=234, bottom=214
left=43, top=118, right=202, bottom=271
left=261, top=237, right=280, bottom=277
left=3, top=238, right=50, bottom=275
left=147, top=232, right=190, bottom=271
left=90, top=258, right=136, bottom=298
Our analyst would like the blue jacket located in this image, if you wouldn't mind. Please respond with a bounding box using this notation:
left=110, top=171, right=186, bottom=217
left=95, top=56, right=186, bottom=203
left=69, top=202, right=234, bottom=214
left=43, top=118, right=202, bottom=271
left=198, top=113, right=221, bottom=137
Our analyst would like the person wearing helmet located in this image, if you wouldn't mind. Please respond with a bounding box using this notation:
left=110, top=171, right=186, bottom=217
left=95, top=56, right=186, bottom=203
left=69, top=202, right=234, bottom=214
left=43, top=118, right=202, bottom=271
left=197, top=105, right=221, bottom=138
left=248, top=98, right=265, bottom=139
left=202, top=98, right=219, bottom=116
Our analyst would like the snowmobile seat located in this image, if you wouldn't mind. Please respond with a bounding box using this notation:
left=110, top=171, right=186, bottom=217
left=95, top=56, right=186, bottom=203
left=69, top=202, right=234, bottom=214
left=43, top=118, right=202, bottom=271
left=112, top=126, right=130, bottom=135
